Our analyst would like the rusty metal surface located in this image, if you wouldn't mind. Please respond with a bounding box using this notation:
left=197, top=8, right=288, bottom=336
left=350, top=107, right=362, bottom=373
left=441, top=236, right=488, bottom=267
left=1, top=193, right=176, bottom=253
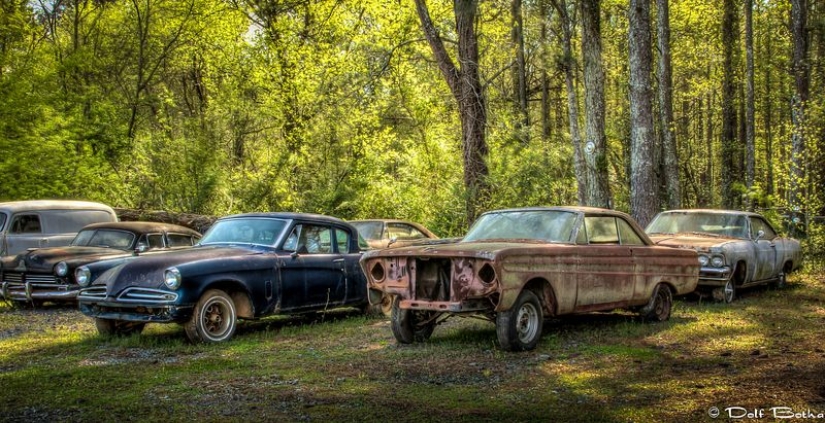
left=361, top=207, right=699, bottom=319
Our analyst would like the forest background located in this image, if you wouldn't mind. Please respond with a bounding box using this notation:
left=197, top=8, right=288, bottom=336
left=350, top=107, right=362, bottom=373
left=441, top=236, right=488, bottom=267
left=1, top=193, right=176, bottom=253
left=0, top=0, right=823, bottom=239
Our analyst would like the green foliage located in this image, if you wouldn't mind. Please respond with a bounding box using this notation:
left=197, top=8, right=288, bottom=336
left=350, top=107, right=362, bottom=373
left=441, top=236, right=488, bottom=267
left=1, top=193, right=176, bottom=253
left=0, top=0, right=823, bottom=234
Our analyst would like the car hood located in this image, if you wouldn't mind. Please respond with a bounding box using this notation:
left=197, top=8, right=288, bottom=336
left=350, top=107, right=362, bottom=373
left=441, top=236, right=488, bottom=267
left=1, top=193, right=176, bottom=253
left=362, top=240, right=565, bottom=261
left=3, top=246, right=129, bottom=273
left=92, top=245, right=266, bottom=291
left=649, top=234, right=737, bottom=250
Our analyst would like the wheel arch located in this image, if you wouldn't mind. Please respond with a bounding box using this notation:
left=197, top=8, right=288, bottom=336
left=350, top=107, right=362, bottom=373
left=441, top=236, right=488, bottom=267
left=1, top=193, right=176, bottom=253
left=521, top=277, right=557, bottom=317
left=196, top=280, right=254, bottom=319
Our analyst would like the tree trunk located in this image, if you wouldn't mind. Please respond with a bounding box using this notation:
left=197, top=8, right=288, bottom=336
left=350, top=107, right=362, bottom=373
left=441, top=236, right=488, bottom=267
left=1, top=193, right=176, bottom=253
left=657, top=0, right=680, bottom=209
left=511, top=0, right=529, bottom=143
left=629, top=0, right=657, bottom=227
left=765, top=13, right=774, bottom=197
left=721, top=0, right=739, bottom=209
left=415, top=0, right=490, bottom=223
left=552, top=0, right=587, bottom=204
left=580, top=0, right=611, bottom=208
left=745, top=0, right=755, bottom=209
left=540, top=0, right=552, bottom=140
left=790, top=0, right=808, bottom=211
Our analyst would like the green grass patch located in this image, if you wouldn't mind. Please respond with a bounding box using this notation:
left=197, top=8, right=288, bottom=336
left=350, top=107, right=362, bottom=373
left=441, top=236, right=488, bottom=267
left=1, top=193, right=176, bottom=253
left=2, top=269, right=825, bottom=422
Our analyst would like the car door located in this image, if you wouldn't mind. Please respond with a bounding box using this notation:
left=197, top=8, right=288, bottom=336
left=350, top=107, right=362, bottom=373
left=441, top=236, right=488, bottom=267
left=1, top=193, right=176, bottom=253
left=5, top=214, right=45, bottom=255
left=575, top=215, right=635, bottom=310
left=750, top=217, right=780, bottom=281
left=334, top=227, right=364, bottom=304
left=280, top=223, right=346, bottom=308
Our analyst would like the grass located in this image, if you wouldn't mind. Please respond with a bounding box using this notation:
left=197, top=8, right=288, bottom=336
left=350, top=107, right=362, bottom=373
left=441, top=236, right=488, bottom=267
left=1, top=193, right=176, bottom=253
left=2, top=269, right=824, bottom=422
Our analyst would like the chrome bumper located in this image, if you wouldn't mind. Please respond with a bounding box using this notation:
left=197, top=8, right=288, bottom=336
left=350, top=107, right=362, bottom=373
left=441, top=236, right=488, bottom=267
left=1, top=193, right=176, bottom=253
left=1, top=281, right=78, bottom=302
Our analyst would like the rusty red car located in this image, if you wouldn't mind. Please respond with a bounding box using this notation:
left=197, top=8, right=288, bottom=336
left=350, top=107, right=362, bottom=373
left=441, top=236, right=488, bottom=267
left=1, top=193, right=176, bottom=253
left=360, top=206, right=699, bottom=351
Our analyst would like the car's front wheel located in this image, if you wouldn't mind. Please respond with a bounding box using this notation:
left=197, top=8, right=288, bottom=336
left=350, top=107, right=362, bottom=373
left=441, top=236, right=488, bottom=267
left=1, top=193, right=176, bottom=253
left=496, top=289, right=543, bottom=351
left=390, top=296, right=435, bottom=343
left=641, top=283, right=672, bottom=322
left=184, top=289, right=237, bottom=343
left=95, top=318, right=146, bottom=336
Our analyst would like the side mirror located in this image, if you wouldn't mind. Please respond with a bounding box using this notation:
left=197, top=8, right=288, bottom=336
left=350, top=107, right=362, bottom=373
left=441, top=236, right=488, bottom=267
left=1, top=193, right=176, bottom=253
left=388, top=237, right=398, bottom=247
left=755, top=230, right=765, bottom=241
left=136, top=242, right=149, bottom=253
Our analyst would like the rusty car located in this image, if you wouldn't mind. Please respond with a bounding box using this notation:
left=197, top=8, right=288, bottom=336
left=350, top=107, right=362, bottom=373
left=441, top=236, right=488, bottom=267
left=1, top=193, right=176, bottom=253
left=360, top=206, right=699, bottom=351
left=646, top=209, right=802, bottom=303
left=77, top=213, right=372, bottom=343
left=349, top=219, right=438, bottom=250
left=0, top=221, right=201, bottom=306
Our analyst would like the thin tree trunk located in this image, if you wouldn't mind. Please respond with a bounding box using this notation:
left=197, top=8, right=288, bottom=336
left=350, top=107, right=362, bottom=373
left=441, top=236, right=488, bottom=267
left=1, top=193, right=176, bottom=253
left=721, top=0, right=738, bottom=208
left=540, top=1, right=552, bottom=140
left=511, top=0, right=529, bottom=143
left=580, top=0, right=611, bottom=208
left=552, top=0, right=586, bottom=204
left=657, top=0, right=680, bottom=209
left=745, top=0, right=755, bottom=209
left=790, top=0, right=808, bottom=211
left=629, top=0, right=657, bottom=226
left=415, top=0, right=489, bottom=223
left=765, top=13, right=774, bottom=197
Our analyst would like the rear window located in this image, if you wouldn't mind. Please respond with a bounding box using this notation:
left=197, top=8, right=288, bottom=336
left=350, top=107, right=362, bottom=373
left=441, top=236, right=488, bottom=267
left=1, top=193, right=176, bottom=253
left=41, top=210, right=115, bottom=233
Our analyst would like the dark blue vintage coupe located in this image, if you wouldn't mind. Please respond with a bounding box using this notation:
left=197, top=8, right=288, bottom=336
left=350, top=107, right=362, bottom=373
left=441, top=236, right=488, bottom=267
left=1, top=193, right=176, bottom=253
left=77, top=212, right=372, bottom=343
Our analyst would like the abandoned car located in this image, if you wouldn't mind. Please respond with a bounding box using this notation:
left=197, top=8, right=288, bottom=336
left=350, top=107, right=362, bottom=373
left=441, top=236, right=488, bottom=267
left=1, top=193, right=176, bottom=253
left=0, top=200, right=117, bottom=257
left=0, top=222, right=201, bottom=306
left=646, top=209, right=802, bottom=303
left=360, top=206, right=699, bottom=351
left=349, top=219, right=438, bottom=249
left=77, top=213, right=371, bottom=343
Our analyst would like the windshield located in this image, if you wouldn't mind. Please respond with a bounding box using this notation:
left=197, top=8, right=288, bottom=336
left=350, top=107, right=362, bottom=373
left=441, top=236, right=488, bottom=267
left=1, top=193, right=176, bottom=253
left=71, top=229, right=136, bottom=250
left=463, top=210, right=578, bottom=243
left=351, top=221, right=384, bottom=241
left=199, top=217, right=288, bottom=247
left=646, top=212, right=749, bottom=239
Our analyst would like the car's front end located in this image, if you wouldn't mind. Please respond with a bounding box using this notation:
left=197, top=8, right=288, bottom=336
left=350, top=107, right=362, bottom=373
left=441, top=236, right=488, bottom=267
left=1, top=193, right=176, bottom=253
left=76, top=245, right=258, bottom=323
left=648, top=235, right=736, bottom=287
left=0, top=247, right=126, bottom=303
left=362, top=243, right=505, bottom=314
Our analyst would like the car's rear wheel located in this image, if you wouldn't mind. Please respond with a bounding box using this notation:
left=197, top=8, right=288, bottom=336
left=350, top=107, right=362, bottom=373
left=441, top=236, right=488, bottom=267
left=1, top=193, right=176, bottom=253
left=641, top=284, right=672, bottom=322
left=496, top=289, right=543, bottom=351
left=390, top=296, right=435, bottom=343
left=95, top=318, right=146, bottom=336
left=184, top=289, right=237, bottom=343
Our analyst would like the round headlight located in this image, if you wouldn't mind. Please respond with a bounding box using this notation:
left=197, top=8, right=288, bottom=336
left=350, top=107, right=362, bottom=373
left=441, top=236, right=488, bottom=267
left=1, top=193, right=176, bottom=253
left=711, top=256, right=725, bottom=268
left=164, top=268, right=182, bottom=290
left=55, top=261, right=69, bottom=277
left=76, top=266, right=92, bottom=287
left=698, top=255, right=709, bottom=267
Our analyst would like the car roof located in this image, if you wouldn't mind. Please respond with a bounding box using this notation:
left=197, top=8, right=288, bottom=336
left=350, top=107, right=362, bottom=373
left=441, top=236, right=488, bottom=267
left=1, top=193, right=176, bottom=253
left=480, top=206, right=632, bottom=218
left=219, top=212, right=348, bottom=225
left=657, top=209, right=763, bottom=218
left=81, top=221, right=201, bottom=235
left=0, top=200, right=115, bottom=214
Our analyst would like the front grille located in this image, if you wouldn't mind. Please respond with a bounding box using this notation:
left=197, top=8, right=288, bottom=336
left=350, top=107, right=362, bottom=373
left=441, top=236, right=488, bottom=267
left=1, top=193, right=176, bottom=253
left=118, top=288, right=178, bottom=303
left=415, top=259, right=451, bottom=301
left=1, top=272, right=57, bottom=285
left=2, top=272, right=23, bottom=284
left=78, top=286, right=107, bottom=300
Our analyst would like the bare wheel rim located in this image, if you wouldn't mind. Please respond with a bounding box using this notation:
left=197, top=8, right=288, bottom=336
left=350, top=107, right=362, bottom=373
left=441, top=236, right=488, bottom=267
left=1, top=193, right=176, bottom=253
left=516, top=302, right=540, bottom=343
left=381, top=294, right=393, bottom=316
left=724, top=279, right=735, bottom=303
left=201, top=299, right=231, bottom=337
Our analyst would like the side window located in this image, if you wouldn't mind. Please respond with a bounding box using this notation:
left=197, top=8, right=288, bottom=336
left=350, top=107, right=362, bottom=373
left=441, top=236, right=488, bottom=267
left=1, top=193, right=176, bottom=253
left=585, top=216, right=619, bottom=244
left=283, top=225, right=301, bottom=252
left=617, top=219, right=645, bottom=245
left=145, top=234, right=165, bottom=248
left=42, top=210, right=114, bottom=233
left=387, top=223, right=427, bottom=240
left=751, top=218, right=777, bottom=240
left=10, top=215, right=42, bottom=234
left=576, top=221, right=588, bottom=244
left=336, top=228, right=351, bottom=253
left=167, top=234, right=197, bottom=247
left=295, top=224, right=332, bottom=254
